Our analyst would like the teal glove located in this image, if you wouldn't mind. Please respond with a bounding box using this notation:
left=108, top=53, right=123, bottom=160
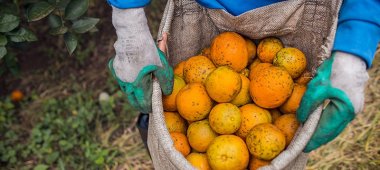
left=297, top=52, right=369, bottom=152
left=109, top=48, right=174, bottom=113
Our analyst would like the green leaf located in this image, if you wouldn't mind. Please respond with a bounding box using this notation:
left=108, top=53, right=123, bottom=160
left=45, top=152, right=59, bottom=164
left=65, top=0, right=89, bottom=20
left=49, top=26, right=68, bottom=35
left=0, top=3, right=19, bottom=15
left=48, top=14, right=62, bottom=28
left=7, top=28, right=38, bottom=42
left=64, top=32, right=77, bottom=55
left=58, top=159, right=66, bottom=170
left=57, top=0, right=71, bottom=10
left=0, top=34, right=7, bottom=46
left=33, top=164, right=48, bottom=170
left=27, top=1, right=55, bottom=22
left=0, top=14, right=20, bottom=32
left=72, top=17, right=99, bottom=34
left=0, top=47, right=6, bottom=60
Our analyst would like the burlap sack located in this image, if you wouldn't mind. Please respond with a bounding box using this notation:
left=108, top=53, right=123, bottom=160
left=149, top=0, right=343, bottom=169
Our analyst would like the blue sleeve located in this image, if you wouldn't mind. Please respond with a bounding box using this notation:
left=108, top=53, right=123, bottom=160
left=333, top=0, right=380, bottom=68
left=107, top=0, right=151, bottom=9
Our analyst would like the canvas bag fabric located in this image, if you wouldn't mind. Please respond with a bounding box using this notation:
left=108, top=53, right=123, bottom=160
left=148, top=0, right=342, bottom=169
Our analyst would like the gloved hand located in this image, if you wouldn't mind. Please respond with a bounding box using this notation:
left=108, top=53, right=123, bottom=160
left=109, top=7, right=173, bottom=113
left=297, top=52, right=369, bottom=152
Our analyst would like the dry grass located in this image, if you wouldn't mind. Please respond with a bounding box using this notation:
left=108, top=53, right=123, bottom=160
left=307, top=49, right=380, bottom=169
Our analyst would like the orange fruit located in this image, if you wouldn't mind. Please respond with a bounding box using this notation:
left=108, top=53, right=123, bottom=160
left=295, top=70, right=312, bottom=85
left=236, top=104, right=272, bottom=140
left=249, top=157, right=270, bottom=170
left=174, top=61, right=186, bottom=79
left=187, top=120, right=218, bottom=152
left=250, top=65, right=294, bottom=108
left=209, top=103, right=241, bottom=135
left=246, top=123, right=286, bottom=160
left=273, top=47, right=307, bottom=79
left=249, top=58, right=262, bottom=71
left=164, top=112, right=187, bottom=134
left=205, top=66, right=242, bottom=103
left=186, top=153, right=211, bottom=170
left=200, top=47, right=211, bottom=58
left=163, top=75, right=186, bottom=111
left=210, top=32, right=249, bottom=72
left=10, top=90, right=23, bottom=102
left=280, top=83, right=307, bottom=114
left=207, top=135, right=249, bottom=170
left=183, top=55, right=216, bottom=84
left=170, top=132, right=191, bottom=157
left=246, top=38, right=257, bottom=64
left=176, top=83, right=213, bottom=121
left=249, top=63, right=271, bottom=81
left=257, top=37, right=284, bottom=63
left=231, top=74, right=252, bottom=106
left=269, top=109, right=282, bottom=123
left=274, top=114, right=300, bottom=146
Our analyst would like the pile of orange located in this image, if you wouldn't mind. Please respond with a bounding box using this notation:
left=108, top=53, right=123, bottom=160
left=162, top=32, right=310, bottom=170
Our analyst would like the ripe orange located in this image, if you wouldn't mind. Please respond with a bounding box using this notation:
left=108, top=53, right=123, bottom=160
left=205, top=66, right=242, bottom=103
left=200, top=47, right=211, bottom=58
left=249, top=63, right=271, bottom=81
left=209, top=103, right=242, bottom=135
left=207, top=135, right=249, bottom=170
left=236, top=104, right=272, bottom=140
left=280, top=83, right=307, bottom=114
left=174, top=61, right=186, bottom=79
left=163, top=75, right=186, bottom=111
left=249, top=157, right=270, bottom=170
left=273, top=47, right=307, bottom=79
left=249, top=58, right=262, bottom=72
left=246, top=123, right=286, bottom=160
left=183, top=55, right=216, bottom=84
left=295, top=70, right=312, bottom=85
left=210, top=32, right=249, bottom=72
left=231, top=74, right=252, bottom=106
left=10, top=90, right=23, bottom=102
left=257, top=37, right=283, bottom=63
left=274, top=114, right=300, bottom=146
left=250, top=65, right=294, bottom=108
left=164, top=111, right=187, bottom=134
left=186, top=153, right=211, bottom=170
left=187, top=120, right=218, bottom=152
left=176, top=83, right=213, bottom=121
left=170, top=132, right=191, bottom=157
left=269, top=109, right=282, bottom=123
left=246, top=38, right=257, bottom=64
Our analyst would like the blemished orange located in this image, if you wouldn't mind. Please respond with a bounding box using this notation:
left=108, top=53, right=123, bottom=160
left=174, top=61, right=186, bottom=79
left=209, top=103, right=242, bottom=135
left=295, top=70, right=312, bottom=85
left=246, top=123, right=286, bottom=160
left=249, top=157, right=270, bottom=170
left=231, top=74, right=252, bottom=106
left=170, top=132, right=191, bottom=157
left=164, top=112, right=187, bottom=134
left=249, top=63, right=271, bottom=81
left=210, top=32, right=249, bottom=72
left=163, top=75, right=186, bottom=111
left=250, top=65, right=294, bottom=108
left=257, top=37, right=284, bottom=63
left=274, top=114, right=300, bottom=146
left=273, top=47, right=307, bottom=79
left=246, top=38, right=257, bottom=64
left=183, top=55, right=216, bottom=84
left=10, top=90, right=23, bottom=102
left=236, top=104, right=272, bottom=140
left=200, top=47, right=211, bottom=58
left=270, top=109, right=282, bottom=123
left=176, top=83, right=213, bottom=121
left=249, top=58, right=262, bottom=71
left=207, top=135, right=249, bottom=170
left=187, top=120, right=218, bottom=152
left=186, top=153, right=211, bottom=170
left=280, top=83, right=307, bottom=114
